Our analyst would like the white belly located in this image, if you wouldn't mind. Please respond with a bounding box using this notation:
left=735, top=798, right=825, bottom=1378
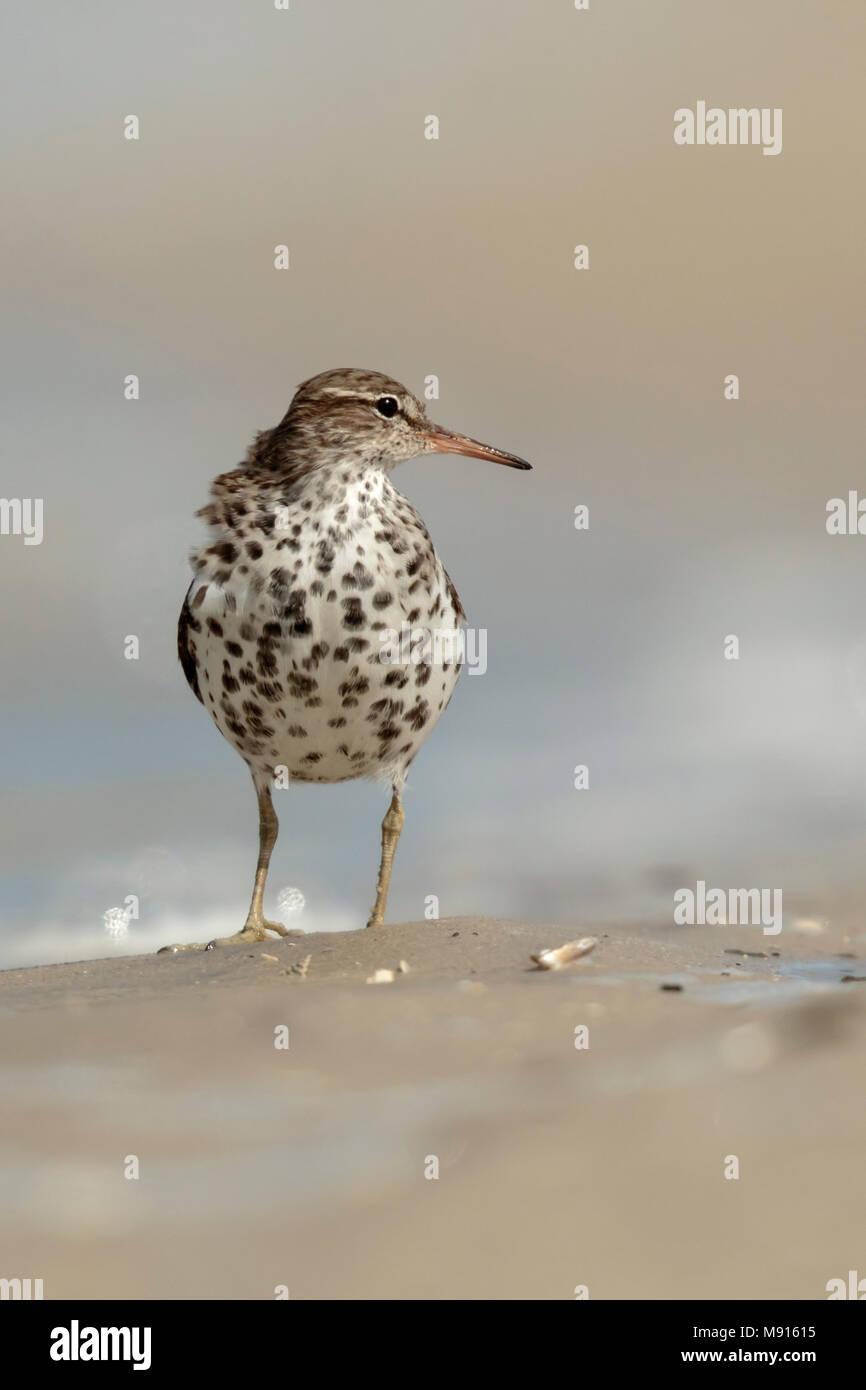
left=189, top=509, right=463, bottom=786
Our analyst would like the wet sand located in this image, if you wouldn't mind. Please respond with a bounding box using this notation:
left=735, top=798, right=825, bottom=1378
left=1, top=917, right=864, bottom=1299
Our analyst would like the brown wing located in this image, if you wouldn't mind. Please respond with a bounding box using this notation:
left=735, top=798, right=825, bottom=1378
left=177, top=586, right=204, bottom=704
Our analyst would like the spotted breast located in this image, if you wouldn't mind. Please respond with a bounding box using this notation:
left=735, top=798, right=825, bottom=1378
left=178, top=457, right=465, bottom=790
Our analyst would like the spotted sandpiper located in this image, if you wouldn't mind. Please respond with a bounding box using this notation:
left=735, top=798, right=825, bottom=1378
left=162, top=368, right=530, bottom=952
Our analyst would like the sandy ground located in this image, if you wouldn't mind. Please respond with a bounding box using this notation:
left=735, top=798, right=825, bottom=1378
left=1, top=916, right=865, bottom=1300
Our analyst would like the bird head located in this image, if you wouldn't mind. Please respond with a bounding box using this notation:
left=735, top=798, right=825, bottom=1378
left=276, top=368, right=531, bottom=474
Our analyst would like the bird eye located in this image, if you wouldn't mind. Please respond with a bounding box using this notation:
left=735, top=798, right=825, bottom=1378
left=374, top=396, right=399, bottom=418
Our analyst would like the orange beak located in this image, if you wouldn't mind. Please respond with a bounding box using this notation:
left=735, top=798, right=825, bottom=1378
left=424, top=424, right=532, bottom=471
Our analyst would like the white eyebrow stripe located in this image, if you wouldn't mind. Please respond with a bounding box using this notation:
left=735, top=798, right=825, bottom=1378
left=319, top=388, right=391, bottom=400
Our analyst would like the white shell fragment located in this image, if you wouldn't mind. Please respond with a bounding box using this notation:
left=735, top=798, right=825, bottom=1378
left=531, top=937, right=598, bottom=971
left=366, top=968, right=396, bottom=984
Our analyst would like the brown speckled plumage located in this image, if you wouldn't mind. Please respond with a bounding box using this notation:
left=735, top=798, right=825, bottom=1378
left=163, top=368, right=530, bottom=952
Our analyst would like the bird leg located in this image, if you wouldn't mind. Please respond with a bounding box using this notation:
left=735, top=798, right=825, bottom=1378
left=159, top=782, right=301, bottom=953
left=366, top=789, right=405, bottom=928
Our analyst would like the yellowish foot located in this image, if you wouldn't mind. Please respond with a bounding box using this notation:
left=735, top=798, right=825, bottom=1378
left=158, top=920, right=303, bottom=954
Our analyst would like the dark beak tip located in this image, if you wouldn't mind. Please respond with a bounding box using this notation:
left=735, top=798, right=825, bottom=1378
left=426, top=427, right=532, bottom=472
